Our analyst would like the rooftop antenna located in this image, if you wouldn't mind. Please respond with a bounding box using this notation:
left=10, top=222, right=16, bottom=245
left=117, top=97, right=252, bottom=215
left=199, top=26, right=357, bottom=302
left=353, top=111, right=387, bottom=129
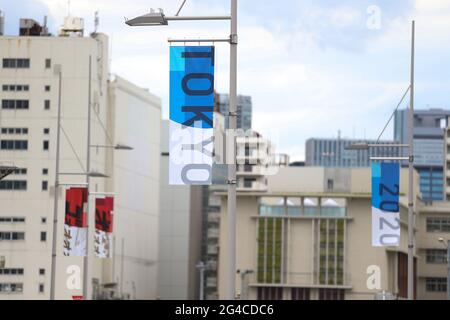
left=94, top=11, right=99, bottom=33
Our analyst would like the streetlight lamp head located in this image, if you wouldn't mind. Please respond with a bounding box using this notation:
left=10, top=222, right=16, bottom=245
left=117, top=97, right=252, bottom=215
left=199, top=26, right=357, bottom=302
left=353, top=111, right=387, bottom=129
left=115, top=144, right=134, bottom=150
left=345, top=143, right=369, bottom=151
left=125, top=12, right=168, bottom=26
left=87, top=171, right=109, bottom=178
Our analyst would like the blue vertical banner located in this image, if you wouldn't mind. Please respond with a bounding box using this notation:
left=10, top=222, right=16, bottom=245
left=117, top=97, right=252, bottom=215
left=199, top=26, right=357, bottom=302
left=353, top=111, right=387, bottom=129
left=169, top=46, right=215, bottom=185
left=371, top=162, right=401, bottom=246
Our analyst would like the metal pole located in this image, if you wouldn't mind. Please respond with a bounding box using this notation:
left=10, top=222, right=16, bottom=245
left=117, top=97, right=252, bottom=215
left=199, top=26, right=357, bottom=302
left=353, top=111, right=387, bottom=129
left=226, top=0, right=237, bottom=300
left=198, top=262, right=205, bottom=300
left=447, top=240, right=450, bottom=300
left=50, top=66, right=62, bottom=300
left=407, top=20, right=415, bottom=300
left=83, top=55, right=92, bottom=299
left=121, top=238, right=124, bottom=298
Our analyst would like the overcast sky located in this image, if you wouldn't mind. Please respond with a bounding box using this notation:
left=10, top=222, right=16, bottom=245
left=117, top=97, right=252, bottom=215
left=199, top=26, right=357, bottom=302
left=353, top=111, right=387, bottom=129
left=1, top=0, right=450, bottom=161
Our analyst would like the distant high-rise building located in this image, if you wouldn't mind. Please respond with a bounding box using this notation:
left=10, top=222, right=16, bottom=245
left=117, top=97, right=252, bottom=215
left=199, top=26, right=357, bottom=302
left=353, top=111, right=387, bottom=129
left=394, top=108, right=450, bottom=202
left=215, top=93, right=252, bottom=131
left=305, top=138, right=402, bottom=167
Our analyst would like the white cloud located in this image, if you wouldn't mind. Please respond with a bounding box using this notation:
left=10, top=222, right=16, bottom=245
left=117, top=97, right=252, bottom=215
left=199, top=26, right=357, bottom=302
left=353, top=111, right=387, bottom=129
left=32, top=0, right=450, bottom=161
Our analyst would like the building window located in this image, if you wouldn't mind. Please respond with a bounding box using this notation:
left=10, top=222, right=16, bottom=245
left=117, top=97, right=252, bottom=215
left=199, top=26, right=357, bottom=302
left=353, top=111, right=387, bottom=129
left=43, top=128, right=50, bottom=134
left=3, top=58, right=30, bottom=68
left=0, top=268, right=24, bottom=275
left=244, top=178, right=255, bottom=188
left=426, top=278, right=447, bottom=292
left=44, top=100, right=50, bottom=110
left=427, top=217, right=450, bottom=232
left=45, top=85, right=51, bottom=92
left=0, top=140, right=28, bottom=150
left=42, top=181, right=48, bottom=191
left=257, top=287, right=283, bottom=300
left=12, top=168, right=27, bottom=175
left=319, top=289, right=345, bottom=300
left=45, top=59, right=51, bottom=69
left=0, top=217, right=25, bottom=223
left=0, top=283, right=24, bottom=293
left=38, top=283, right=45, bottom=293
left=291, top=288, right=310, bottom=300
left=0, top=128, right=28, bottom=135
left=40, top=232, right=47, bottom=242
left=0, top=232, right=25, bottom=240
left=2, top=85, right=29, bottom=92
left=43, top=140, right=49, bottom=151
left=2, top=99, right=29, bottom=110
left=41, top=217, right=47, bottom=224
left=327, top=179, right=334, bottom=191
left=319, top=219, right=345, bottom=285
left=39, top=269, right=45, bottom=276
left=257, top=217, right=282, bottom=284
left=426, top=249, right=447, bottom=264
left=0, top=180, right=27, bottom=190
left=42, top=168, right=48, bottom=175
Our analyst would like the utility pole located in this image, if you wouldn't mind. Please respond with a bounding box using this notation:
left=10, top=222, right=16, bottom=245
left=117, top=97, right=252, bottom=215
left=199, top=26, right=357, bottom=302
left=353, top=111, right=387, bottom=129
left=50, top=64, right=62, bottom=300
left=407, top=20, right=415, bottom=300
left=83, top=55, right=92, bottom=300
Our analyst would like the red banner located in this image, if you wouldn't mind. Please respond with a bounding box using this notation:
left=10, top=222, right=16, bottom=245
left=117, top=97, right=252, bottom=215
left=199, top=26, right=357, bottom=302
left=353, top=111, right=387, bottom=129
left=65, top=187, right=88, bottom=228
left=95, top=197, right=114, bottom=233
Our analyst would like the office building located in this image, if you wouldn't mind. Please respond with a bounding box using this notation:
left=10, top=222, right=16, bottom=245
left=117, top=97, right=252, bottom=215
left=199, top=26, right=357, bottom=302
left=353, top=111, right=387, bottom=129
left=215, top=93, right=252, bottom=131
left=0, top=17, right=161, bottom=299
left=305, top=138, right=402, bottom=168
left=441, top=116, right=450, bottom=201
left=394, top=108, right=450, bottom=202
left=217, top=166, right=420, bottom=300
left=416, top=201, right=450, bottom=300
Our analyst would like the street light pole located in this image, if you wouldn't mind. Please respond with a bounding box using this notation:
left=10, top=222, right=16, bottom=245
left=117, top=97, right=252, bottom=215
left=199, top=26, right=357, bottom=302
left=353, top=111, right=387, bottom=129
left=227, top=0, right=238, bottom=300
left=407, top=20, right=415, bottom=300
left=125, top=0, right=239, bottom=300
left=83, top=55, right=92, bottom=300
left=447, top=240, right=450, bottom=300
left=196, top=261, right=206, bottom=300
left=50, top=64, right=62, bottom=300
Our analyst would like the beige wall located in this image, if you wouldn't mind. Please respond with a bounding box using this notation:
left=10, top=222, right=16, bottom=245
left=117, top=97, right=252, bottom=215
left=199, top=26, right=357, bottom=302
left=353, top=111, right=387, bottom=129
left=218, top=167, right=418, bottom=300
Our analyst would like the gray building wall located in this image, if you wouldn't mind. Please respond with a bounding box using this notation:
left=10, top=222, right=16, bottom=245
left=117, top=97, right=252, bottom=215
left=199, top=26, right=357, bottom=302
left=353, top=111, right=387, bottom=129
left=394, top=108, right=450, bottom=201
left=305, top=138, right=402, bottom=167
left=215, top=93, right=252, bottom=131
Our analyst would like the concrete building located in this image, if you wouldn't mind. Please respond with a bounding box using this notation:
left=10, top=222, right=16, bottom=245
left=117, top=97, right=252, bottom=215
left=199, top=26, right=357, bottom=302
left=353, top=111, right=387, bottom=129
left=217, top=166, right=420, bottom=300
left=305, top=138, right=402, bottom=168
left=443, top=118, right=450, bottom=201
left=394, top=108, right=450, bottom=202
left=158, top=120, right=203, bottom=300
left=0, top=18, right=161, bottom=299
left=416, top=201, right=450, bottom=300
left=104, top=76, right=161, bottom=300
left=236, top=131, right=276, bottom=192
left=215, top=93, right=252, bottom=131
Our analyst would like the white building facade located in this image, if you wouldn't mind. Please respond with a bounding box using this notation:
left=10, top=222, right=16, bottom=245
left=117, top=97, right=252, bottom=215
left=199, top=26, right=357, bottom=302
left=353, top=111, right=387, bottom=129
left=0, top=23, right=160, bottom=299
